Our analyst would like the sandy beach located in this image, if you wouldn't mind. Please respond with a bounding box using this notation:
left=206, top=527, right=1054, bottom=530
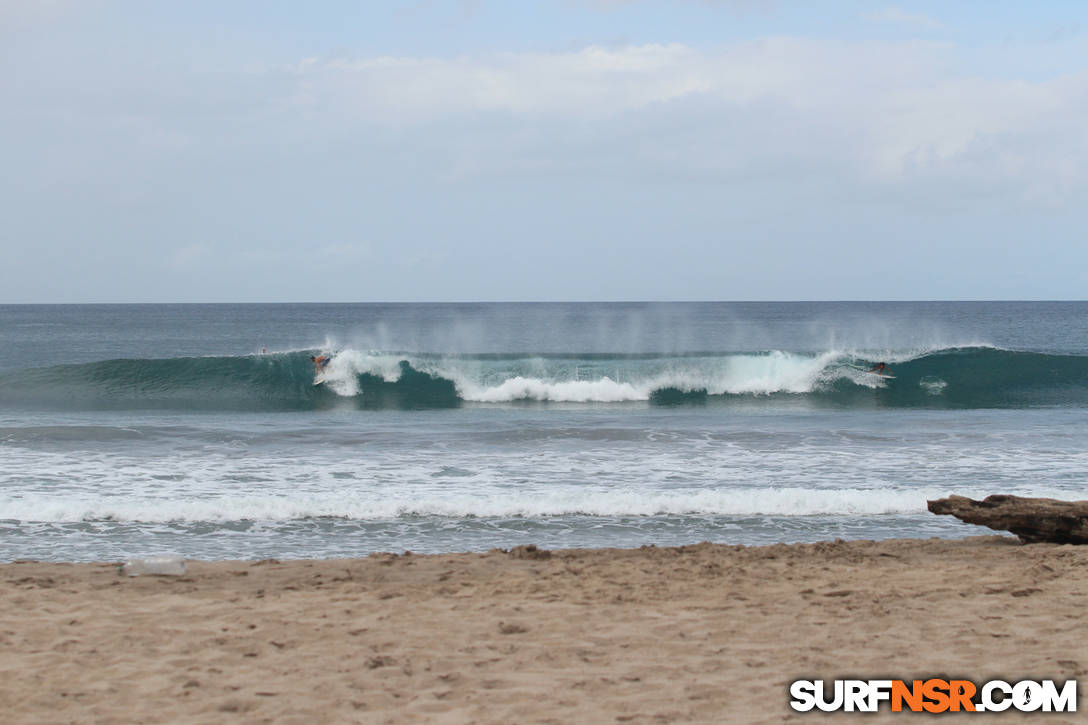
left=2, top=536, right=1085, bottom=724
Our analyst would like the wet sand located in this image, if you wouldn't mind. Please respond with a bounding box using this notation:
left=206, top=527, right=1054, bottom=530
left=2, top=536, right=1085, bottom=724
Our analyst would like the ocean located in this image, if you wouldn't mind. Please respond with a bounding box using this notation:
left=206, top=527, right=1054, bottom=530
left=2, top=301, right=1086, bottom=562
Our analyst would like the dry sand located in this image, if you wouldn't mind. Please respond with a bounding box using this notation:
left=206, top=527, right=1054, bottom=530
left=2, top=536, right=1086, bottom=724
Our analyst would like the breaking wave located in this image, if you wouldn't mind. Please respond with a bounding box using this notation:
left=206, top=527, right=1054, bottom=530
left=3, top=346, right=1087, bottom=411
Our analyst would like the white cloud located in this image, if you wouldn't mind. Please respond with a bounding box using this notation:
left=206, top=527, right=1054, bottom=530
left=282, top=39, right=1088, bottom=204
left=578, top=0, right=775, bottom=11
left=291, top=39, right=927, bottom=121
left=6, top=32, right=1088, bottom=301
left=291, top=44, right=711, bottom=119
left=0, top=0, right=96, bottom=29
left=864, top=7, right=944, bottom=30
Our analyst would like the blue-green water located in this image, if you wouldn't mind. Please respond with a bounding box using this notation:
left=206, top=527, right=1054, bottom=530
left=1, top=302, right=1086, bottom=561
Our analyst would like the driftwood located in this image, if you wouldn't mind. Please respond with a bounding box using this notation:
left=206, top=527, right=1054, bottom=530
left=928, top=494, right=1088, bottom=544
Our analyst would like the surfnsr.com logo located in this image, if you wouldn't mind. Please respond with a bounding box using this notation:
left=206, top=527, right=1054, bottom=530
left=790, top=679, right=1077, bottom=713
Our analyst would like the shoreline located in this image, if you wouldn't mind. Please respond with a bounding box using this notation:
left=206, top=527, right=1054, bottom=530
left=3, top=536, right=1084, bottom=724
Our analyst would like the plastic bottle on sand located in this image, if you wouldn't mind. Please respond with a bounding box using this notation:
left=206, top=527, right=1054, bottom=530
left=120, top=556, right=187, bottom=576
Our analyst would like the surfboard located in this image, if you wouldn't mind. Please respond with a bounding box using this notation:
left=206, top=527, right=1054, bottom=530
left=313, top=373, right=327, bottom=386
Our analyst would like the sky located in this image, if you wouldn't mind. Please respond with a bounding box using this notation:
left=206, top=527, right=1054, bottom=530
left=2, top=1, right=1086, bottom=302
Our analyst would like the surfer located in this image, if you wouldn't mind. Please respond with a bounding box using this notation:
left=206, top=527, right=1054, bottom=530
left=310, top=354, right=332, bottom=373
left=868, top=362, right=892, bottom=375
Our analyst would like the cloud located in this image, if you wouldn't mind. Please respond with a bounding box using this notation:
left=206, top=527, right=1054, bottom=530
left=5, top=29, right=1088, bottom=301
left=864, top=7, right=944, bottom=30
left=290, top=44, right=710, bottom=119
left=578, top=0, right=775, bottom=11
left=0, top=0, right=96, bottom=29
left=8, top=35, right=1087, bottom=211
left=279, top=39, right=1088, bottom=207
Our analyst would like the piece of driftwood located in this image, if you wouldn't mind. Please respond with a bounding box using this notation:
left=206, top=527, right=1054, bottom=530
left=928, top=494, right=1088, bottom=544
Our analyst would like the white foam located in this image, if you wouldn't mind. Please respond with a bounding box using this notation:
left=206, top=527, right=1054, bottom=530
left=459, top=375, right=648, bottom=403
left=7, top=480, right=1083, bottom=523
left=0, top=486, right=985, bottom=522
left=3, top=411, right=1085, bottom=527
left=449, top=350, right=858, bottom=402
left=920, top=376, right=949, bottom=395
left=304, top=344, right=1000, bottom=402
left=315, top=350, right=404, bottom=397
left=706, top=350, right=843, bottom=395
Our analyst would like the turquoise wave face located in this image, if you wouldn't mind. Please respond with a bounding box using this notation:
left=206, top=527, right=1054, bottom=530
left=814, top=348, right=1088, bottom=408
left=0, top=354, right=457, bottom=411
left=2, top=347, right=1088, bottom=411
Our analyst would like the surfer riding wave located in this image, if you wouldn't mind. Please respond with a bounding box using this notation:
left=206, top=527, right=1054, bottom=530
left=311, top=354, right=332, bottom=375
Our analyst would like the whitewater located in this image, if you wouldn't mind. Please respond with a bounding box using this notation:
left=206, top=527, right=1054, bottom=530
left=2, top=301, right=1087, bottom=561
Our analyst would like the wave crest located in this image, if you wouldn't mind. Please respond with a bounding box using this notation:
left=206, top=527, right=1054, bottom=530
left=3, top=346, right=1087, bottom=411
